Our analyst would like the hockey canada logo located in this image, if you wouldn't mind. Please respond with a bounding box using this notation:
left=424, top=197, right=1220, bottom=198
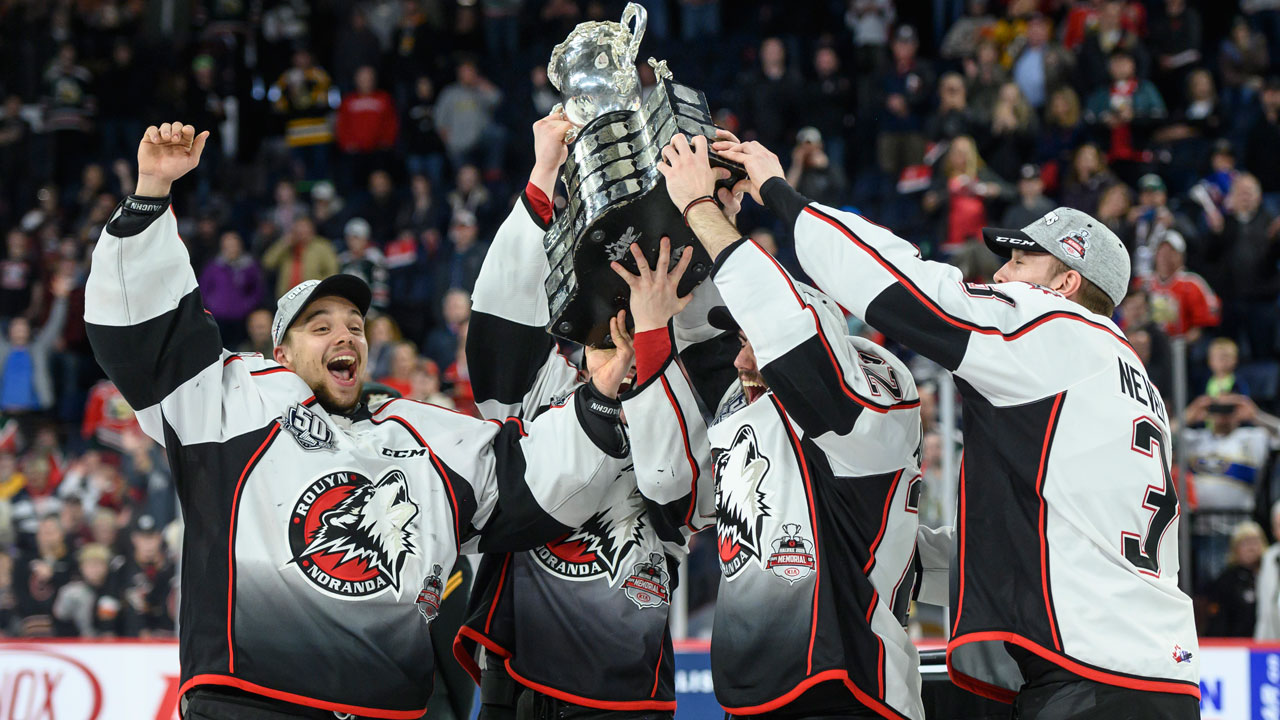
left=766, top=524, right=816, bottom=584
left=622, top=552, right=671, bottom=609
left=416, top=564, right=445, bottom=623
left=1057, top=229, right=1090, bottom=260
left=288, top=469, right=420, bottom=598
left=281, top=403, right=336, bottom=451
left=533, top=480, right=646, bottom=583
left=1172, top=645, right=1193, bottom=664
left=714, top=425, right=771, bottom=580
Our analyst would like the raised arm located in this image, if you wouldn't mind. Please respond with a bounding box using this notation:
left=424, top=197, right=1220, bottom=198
left=85, top=123, right=272, bottom=449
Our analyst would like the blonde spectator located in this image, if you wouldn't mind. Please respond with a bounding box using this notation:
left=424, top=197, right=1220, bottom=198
left=1207, top=337, right=1249, bottom=397
left=1204, top=521, right=1266, bottom=637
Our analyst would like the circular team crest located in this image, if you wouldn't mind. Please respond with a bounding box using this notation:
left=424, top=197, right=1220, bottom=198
left=766, top=523, right=815, bottom=584
left=288, top=469, right=420, bottom=598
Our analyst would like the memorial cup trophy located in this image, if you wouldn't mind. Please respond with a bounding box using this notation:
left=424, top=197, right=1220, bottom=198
left=543, top=2, right=744, bottom=346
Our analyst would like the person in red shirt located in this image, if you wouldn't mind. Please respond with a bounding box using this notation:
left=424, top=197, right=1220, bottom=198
left=335, top=65, right=399, bottom=190
left=82, top=379, right=141, bottom=455
left=1143, top=229, right=1221, bottom=340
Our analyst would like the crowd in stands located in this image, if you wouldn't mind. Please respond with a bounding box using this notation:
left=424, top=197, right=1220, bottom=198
left=0, top=0, right=1278, bottom=641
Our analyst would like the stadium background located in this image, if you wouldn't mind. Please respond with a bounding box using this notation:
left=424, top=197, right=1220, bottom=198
left=1, top=0, right=1279, bottom=717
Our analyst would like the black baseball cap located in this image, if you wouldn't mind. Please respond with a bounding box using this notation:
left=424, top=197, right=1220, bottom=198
left=708, top=306, right=740, bottom=333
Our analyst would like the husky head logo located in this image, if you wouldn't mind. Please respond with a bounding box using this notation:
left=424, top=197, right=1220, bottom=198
left=288, top=469, right=420, bottom=598
left=714, top=425, right=771, bottom=579
left=534, top=480, right=646, bottom=583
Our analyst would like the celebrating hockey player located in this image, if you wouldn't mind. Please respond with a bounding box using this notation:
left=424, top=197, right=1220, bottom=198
left=711, top=136, right=1201, bottom=718
left=629, top=134, right=928, bottom=718
left=84, top=121, right=632, bottom=719
left=455, top=110, right=713, bottom=720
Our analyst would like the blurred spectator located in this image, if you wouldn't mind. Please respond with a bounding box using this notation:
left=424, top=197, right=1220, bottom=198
left=200, top=231, right=265, bottom=349
left=367, top=314, right=403, bottom=380
left=335, top=66, right=398, bottom=191
left=436, top=212, right=488, bottom=303
left=81, top=380, right=139, bottom=456
left=926, top=73, right=977, bottom=143
left=1255, top=502, right=1280, bottom=639
left=385, top=228, right=439, bottom=344
left=398, top=175, right=447, bottom=239
left=736, top=37, right=801, bottom=154
left=0, top=276, right=69, bottom=415
left=1009, top=14, right=1075, bottom=111
left=981, top=82, right=1038, bottom=181
left=10, top=455, right=64, bottom=542
left=1245, top=77, right=1280, bottom=194
left=271, top=49, right=335, bottom=181
left=409, top=358, right=452, bottom=408
left=444, top=321, right=476, bottom=416
left=0, top=552, right=14, bottom=633
left=940, top=0, right=996, bottom=61
left=1220, top=19, right=1269, bottom=118
left=435, top=59, right=504, bottom=176
left=42, top=44, right=96, bottom=187
left=378, top=341, right=419, bottom=397
left=1203, top=520, right=1266, bottom=637
left=240, top=309, right=275, bottom=358
left=338, top=218, right=390, bottom=312
left=353, top=170, right=401, bottom=244
left=269, top=180, right=309, bottom=233
left=963, top=41, right=1008, bottom=123
left=1148, top=0, right=1203, bottom=107
left=484, top=0, right=524, bottom=63
left=0, top=229, right=41, bottom=321
left=426, top=288, right=472, bottom=370
left=1000, top=164, right=1055, bottom=228
left=877, top=26, right=935, bottom=180
left=13, top=514, right=71, bottom=636
left=1096, top=183, right=1136, bottom=245
left=52, top=542, right=122, bottom=637
left=1084, top=49, right=1167, bottom=175
left=1036, top=90, right=1086, bottom=190
left=1119, top=288, right=1175, bottom=397
left=922, top=136, right=1012, bottom=275
left=785, top=127, right=848, bottom=208
left=120, top=432, right=174, bottom=528
left=262, top=217, right=340, bottom=299
left=403, top=76, right=447, bottom=189
left=679, top=0, right=721, bottom=41
left=845, top=0, right=895, bottom=83
left=1205, top=338, right=1251, bottom=398
left=1078, top=3, right=1150, bottom=93
left=387, top=0, right=440, bottom=100
left=1184, top=393, right=1279, bottom=512
left=1142, top=230, right=1221, bottom=341
left=333, top=7, right=383, bottom=93
left=0, top=96, right=33, bottom=224
left=310, top=181, right=349, bottom=241
left=1128, top=173, right=1194, bottom=278
left=1202, top=172, right=1280, bottom=356
left=1060, top=143, right=1119, bottom=219
left=182, top=55, right=229, bottom=201
left=805, top=46, right=854, bottom=170
left=116, top=514, right=175, bottom=637
left=446, top=165, right=496, bottom=231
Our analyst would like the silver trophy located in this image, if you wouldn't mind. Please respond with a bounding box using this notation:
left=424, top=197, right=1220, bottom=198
left=544, top=3, right=745, bottom=346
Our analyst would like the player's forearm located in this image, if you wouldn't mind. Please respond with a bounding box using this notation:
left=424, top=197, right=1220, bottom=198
left=686, top=202, right=743, bottom=262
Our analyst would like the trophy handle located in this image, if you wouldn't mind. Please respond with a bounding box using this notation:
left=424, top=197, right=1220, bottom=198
left=622, top=3, right=647, bottom=62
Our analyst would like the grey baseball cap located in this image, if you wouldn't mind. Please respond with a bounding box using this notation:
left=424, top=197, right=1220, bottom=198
left=271, top=274, right=372, bottom=347
left=982, top=207, right=1130, bottom=307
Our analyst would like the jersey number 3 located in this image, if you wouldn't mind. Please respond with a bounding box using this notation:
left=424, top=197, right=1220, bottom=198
left=1121, top=418, right=1179, bottom=577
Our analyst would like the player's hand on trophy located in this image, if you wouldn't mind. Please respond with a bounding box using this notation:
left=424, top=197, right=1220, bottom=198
left=710, top=129, right=745, bottom=223
left=136, top=122, right=209, bottom=197
left=714, top=140, right=785, bottom=205
left=657, top=134, right=718, bottom=210
left=611, top=237, right=694, bottom=333
left=585, top=311, right=636, bottom=399
left=529, top=107, right=575, bottom=198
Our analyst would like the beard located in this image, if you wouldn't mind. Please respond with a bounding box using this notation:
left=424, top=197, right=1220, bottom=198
left=312, top=380, right=361, bottom=415
left=739, top=370, right=768, bottom=405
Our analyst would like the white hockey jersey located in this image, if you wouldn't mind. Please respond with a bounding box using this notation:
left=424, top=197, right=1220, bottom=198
left=763, top=178, right=1200, bottom=703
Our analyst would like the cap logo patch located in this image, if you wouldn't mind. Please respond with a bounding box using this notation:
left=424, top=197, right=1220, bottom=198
left=1057, top=229, right=1090, bottom=260
left=1043, top=211, right=1060, bottom=226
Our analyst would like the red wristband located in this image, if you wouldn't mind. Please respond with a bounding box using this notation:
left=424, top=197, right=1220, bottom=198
left=633, top=327, right=672, bottom=386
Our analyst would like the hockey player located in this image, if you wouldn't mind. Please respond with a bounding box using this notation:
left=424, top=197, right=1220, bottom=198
left=710, top=136, right=1201, bottom=718
left=622, top=143, right=928, bottom=718
left=85, top=122, right=632, bottom=719
left=454, top=111, right=713, bottom=720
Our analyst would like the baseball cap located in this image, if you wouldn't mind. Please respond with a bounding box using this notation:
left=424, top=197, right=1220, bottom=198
left=344, top=217, right=371, bottom=238
left=1212, top=138, right=1235, bottom=157
left=796, top=126, right=823, bottom=145
left=1138, top=173, right=1166, bottom=193
left=271, top=275, right=373, bottom=347
left=894, top=25, right=918, bottom=44
left=1018, top=163, right=1040, bottom=181
left=981, top=207, right=1131, bottom=307
left=452, top=209, right=478, bottom=227
left=131, top=514, right=161, bottom=535
left=311, top=181, right=336, bottom=201
left=1157, top=229, right=1186, bottom=253
left=708, top=306, right=740, bottom=333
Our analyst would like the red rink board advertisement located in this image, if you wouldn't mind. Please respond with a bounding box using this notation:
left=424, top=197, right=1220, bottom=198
left=0, top=641, right=179, bottom=720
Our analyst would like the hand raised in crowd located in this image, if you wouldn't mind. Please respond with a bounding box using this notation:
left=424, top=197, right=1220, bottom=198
left=136, top=122, right=209, bottom=198
left=585, top=310, right=636, bottom=399
left=611, top=237, right=694, bottom=333
left=50, top=274, right=72, bottom=298
left=530, top=106, right=575, bottom=196
left=713, top=140, right=785, bottom=205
